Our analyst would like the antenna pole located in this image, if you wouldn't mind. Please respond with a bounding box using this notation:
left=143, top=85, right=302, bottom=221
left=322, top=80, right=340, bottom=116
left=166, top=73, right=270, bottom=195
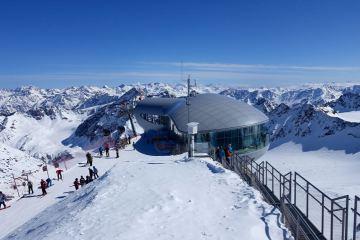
left=187, top=75, right=191, bottom=157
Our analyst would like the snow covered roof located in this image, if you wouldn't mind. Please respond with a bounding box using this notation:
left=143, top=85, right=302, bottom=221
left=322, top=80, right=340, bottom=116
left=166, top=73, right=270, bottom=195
left=135, top=93, right=268, bottom=133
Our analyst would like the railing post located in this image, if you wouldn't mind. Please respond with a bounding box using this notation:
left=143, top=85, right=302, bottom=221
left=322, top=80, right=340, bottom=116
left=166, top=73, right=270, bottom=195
left=321, top=194, right=325, bottom=235
left=331, top=199, right=334, bottom=240
left=271, top=166, right=274, bottom=192
left=306, top=181, right=309, bottom=218
left=265, top=162, right=268, bottom=187
left=354, top=196, right=358, bottom=240
left=294, top=173, right=297, bottom=206
left=289, top=172, right=292, bottom=203
left=279, top=175, right=282, bottom=200
left=345, top=195, right=349, bottom=240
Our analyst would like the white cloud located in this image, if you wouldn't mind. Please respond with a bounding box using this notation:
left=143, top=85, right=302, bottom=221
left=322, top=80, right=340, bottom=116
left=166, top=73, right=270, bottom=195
left=145, top=61, right=360, bottom=72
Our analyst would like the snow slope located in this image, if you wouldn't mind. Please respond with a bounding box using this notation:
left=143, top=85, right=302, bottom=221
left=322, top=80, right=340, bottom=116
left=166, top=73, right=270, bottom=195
left=0, top=143, right=42, bottom=197
left=3, top=144, right=291, bottom=240
left=0, top=113, right=84, bottom=159
left=0, top=148, right=120, bottom=239
left=263, top=142, right=360, bottom=198
left=336, top=111, right=360, bottom=123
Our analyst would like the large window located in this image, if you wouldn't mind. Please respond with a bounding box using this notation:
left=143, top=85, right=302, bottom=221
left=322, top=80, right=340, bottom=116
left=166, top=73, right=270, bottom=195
left=209, top=124, right=269, bottom=154
left=139, top=113, right=169, bottom=126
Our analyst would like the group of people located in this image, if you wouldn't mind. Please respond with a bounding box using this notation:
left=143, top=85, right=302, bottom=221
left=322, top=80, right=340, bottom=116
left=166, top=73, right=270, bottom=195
left=215, top=144, right=233, bottom=165
left=34, top=171, right=57, bottom=196
left=26, top=177, right=50, bottom=196
left=1, top=136, right=136, bottom=210
left=73, top=166, right=99, bottom=190
left=98, top=143, right=110, bottom=158
left=98, top=135, right=133, bottom=159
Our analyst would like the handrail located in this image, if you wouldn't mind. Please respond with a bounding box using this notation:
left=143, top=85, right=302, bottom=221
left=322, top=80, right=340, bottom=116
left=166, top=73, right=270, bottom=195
left=215, top=152, right=354, bottom=240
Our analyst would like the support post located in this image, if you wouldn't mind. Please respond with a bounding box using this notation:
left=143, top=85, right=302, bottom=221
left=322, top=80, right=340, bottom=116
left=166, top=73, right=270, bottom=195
left=354, top=197, right=358, bottom=240
left=12, top=174, right=20, bottom=197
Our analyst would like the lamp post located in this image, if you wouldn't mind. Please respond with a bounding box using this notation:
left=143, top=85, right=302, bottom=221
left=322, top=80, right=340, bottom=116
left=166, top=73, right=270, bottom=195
left=187, top=122, right=199, bottom=158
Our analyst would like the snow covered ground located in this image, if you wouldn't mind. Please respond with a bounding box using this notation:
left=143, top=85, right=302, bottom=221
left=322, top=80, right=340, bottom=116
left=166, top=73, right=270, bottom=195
left=0, top=113, right=85, bottom=158
left=0, top=147, right=119, bottom=239
left=262, top=142, right=360, bottom=239
left=1, top=141, right=291, bottom=240
left=263, top=142, right=360, bottom=198
left=336, top=111, right=360, bottom=123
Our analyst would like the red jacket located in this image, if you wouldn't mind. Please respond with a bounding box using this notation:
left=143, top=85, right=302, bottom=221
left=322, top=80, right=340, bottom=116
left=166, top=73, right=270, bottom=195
left=40, top=180, right=47, bottom=188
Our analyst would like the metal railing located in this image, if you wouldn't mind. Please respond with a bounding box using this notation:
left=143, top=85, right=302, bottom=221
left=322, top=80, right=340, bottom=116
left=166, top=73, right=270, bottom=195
left=294, top=173, right=349, bottom=240
left=219, top=153, right=358, bottom=240
left=352, top=196, right=360, bottom=240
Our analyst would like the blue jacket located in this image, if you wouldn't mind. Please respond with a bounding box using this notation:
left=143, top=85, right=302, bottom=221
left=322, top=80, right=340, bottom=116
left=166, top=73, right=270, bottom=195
left=220, top=149, right=225, bottom=158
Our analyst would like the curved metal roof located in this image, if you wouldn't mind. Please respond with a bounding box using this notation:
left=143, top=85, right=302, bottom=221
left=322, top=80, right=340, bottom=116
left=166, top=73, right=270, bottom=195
left=135, top=93, right=268, bottom=133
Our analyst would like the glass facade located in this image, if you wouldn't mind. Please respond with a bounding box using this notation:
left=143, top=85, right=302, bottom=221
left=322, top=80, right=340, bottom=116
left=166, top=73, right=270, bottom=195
left=139, top=113, right=169, bottom=126
left=138, top=111, right=269, bottom=155
left=195, top=123, right=269, bottom=154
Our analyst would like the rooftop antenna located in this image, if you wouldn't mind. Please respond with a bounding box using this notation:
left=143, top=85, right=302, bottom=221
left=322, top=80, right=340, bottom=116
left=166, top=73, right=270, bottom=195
left=186, top=75, right=191, bottom=157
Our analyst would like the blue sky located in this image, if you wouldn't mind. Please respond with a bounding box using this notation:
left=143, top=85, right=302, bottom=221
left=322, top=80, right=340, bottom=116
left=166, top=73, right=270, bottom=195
left=0, top=0, right=360, bottom=88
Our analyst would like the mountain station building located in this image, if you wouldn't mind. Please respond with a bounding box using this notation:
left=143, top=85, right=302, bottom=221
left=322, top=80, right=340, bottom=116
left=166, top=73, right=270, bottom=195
left=134, top=93, right=269, bottom=160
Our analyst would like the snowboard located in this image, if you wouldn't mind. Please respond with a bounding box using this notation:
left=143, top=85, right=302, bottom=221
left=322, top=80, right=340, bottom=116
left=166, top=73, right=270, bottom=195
left=77, top=162, right=88, bottom=167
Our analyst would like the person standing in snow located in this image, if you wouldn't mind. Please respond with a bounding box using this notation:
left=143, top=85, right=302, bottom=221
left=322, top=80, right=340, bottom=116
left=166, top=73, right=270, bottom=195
left=56, top=168, right=63, bottom=181
left=115, top=144, right=119, bottom=158
left=98, top=146, right=103, bottom=157
left=104, top=143, right=110, bottom=157
left=27, top=181, right=34, bottom=194
left=46, top=177, right=52, bottom=187
left=73, top=178, right=80, bottom=190
left=40, top=179, right=47, bottom=195
left=86, top=152, right=93, bottom=166
left=219, top=146, right=225, bottom=164
left=93, top=166, right=99, bottom=179
left=80, top=176, right=86, bottom=187
left=0, top=191, right=6, bottom=209
left=215, top=147, right=220, bottom=162
left=225, top=144, right=233, bottom=165
left=128, top=135, right=131, bottom=145
left=88, top=167, right=94, bottom=180
left=85, top=176, right=92, bottom=184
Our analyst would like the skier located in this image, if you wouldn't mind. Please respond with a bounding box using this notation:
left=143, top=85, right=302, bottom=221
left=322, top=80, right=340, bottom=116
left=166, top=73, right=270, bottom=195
left=86, top=152, right=93, bottom=166
left=56, top=168, right=63, bottom=181
left=128, top=135, right=131, bottom=144
left=98, top=146, right=103, bottom=157
left=73, top=178, right=80, bottom=190
left=46, top=177, right=52, bottom=187
left=40, top=179, right=47, bottom=195
left=79, top=176, right=86, bottom=187
left=0, top=191, right=6, bottom=209
left=27, top=180, right=34, bottom=194
left=104, top=143, right=110, bottom=157
left=88, top=167, right=94, bottom=180
left=93, top=166, right=99, bottom=179
left=85, top=176, right=92, bottom=184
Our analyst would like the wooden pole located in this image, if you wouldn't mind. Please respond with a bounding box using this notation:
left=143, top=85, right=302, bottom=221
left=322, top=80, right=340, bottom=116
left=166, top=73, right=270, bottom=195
left=64, top=159, right=68, bottom=171
left=12, top=173, right=20, bottom=197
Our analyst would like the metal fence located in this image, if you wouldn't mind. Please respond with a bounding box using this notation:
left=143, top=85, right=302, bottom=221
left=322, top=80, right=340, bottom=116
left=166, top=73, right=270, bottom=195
left=294, top=173, right=349, bottom=240
left=353, top=196, right=360, bottom=240
left=222, top=153, right=359, bottom=240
